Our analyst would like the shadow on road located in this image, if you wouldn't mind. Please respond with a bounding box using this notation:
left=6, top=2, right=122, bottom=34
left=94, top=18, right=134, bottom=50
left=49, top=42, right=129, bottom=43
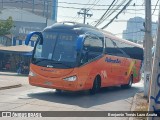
left=28, top=85, right=143, bottom=108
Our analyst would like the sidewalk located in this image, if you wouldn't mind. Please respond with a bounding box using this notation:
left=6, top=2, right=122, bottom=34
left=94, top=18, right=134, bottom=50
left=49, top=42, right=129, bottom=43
left=129, top=92, right=148, bottom=120
left=0, top=71, right=27, bottom=90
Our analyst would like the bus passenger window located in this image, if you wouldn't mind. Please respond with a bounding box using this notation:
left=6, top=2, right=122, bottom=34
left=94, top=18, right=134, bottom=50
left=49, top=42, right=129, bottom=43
left=81, top=35, right=103, bottom=63
left=105, top=37, right=115, bottom=55
left=105, top=38, right=125, bottom=57
left=80, top=37, right=90, bottom=64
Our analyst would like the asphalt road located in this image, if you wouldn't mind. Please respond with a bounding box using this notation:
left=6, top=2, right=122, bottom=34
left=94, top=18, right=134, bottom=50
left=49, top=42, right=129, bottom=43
left=0, top=75, right=144, bottom=120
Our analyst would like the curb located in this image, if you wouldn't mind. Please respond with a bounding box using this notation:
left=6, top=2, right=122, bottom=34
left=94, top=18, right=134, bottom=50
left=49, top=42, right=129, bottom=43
left=0, top=73, right=28, bottom=77
left=0, top=84, right=22, bottom=90
left=129, top=93, right=138, bottom=120
left=131, top=93, right=137, bottom=111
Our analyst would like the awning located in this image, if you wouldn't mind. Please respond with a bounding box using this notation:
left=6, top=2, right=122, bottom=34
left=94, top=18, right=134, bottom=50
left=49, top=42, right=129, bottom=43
left=0, top=45, right=33, bottom=54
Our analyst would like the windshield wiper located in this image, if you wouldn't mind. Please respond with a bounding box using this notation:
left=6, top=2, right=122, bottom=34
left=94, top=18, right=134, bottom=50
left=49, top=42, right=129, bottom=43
left=33, top=59, right=72, bottom=68
left=52, top=61, right=72, bottom=68
left=33, top=58, right=53, bottom=64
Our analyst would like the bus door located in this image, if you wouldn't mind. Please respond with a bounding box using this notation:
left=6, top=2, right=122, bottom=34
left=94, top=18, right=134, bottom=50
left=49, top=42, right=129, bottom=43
left=80, top=34, right=104, bottom=87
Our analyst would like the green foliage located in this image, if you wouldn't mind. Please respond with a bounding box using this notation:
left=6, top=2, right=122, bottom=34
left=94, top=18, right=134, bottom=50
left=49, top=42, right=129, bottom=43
left=0, top=16, right=14, bottom=36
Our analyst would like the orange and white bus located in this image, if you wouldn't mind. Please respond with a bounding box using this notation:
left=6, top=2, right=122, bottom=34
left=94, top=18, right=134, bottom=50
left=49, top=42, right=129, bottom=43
left=25, top=22, right=143, bottom=94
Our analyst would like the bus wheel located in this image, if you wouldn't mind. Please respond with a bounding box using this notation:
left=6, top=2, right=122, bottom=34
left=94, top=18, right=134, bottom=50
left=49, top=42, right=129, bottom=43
left=55, top=89, right=62, bottom=93
left=121, top=75, right=133, bottom=89
left=89, top=76, right=101, bottom=95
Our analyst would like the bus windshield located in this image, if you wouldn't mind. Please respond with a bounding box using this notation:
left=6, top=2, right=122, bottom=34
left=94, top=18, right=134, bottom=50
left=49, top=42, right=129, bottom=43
left=33, top=31, right=78, bottom=67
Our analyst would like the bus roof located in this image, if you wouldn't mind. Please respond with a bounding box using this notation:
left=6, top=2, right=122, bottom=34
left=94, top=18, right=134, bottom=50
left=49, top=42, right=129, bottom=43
left=44, top=21, right=98, bottom=31
left=101, top=30, right=143, bottom=49
left=44, top=22, right=143, bottom=49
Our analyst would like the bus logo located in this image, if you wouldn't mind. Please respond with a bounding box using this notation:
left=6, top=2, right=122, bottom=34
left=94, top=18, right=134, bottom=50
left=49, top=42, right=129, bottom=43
left=105, top=57, right=121, bottom=64
left=41, top=68, right=55, bottom=72
left=47, top=65, right=53, bottom=68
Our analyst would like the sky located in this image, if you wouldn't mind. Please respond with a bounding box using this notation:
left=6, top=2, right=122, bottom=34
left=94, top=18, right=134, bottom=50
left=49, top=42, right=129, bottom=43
left=57, top=0, right=159, bottom=38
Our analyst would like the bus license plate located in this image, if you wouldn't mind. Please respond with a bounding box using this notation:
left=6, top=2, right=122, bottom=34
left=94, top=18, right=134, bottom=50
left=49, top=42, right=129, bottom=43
left=44, top=81, right=53, bottom=86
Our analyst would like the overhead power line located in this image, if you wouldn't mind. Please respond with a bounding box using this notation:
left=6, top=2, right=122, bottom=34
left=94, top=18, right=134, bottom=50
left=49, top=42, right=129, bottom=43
left=77, top=8, right=93, bottom=24
left=94, top=0, right=127, bottom=27
left=101, top=0, right=133, bottom=29
left=87, top=0, right=97, bottom=9
left=33, top=6, right=160, bottom=11
left=88, top=0, right=101, bottom=10
left=152, top=0, right=159, bottom=15
left=0, top=1, right=159, bottom=7
left=94, top=0, right=116, bottom=27
left=0, top=1, right=159, bottom=11
left=84, top=0, right=91, bottom=9
left=70, top=0, right=91, bottom=22
left=58, top=2, right=159, bottom=7
left=70, top=0, right=92, bottom=22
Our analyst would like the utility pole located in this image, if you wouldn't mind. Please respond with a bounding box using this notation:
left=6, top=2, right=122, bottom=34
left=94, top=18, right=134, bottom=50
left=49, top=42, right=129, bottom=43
left=77, top=8, right=93, bottom=24
left=148, top=5, right=160, bottom=120
left=143, top=0, right=152, bottom=98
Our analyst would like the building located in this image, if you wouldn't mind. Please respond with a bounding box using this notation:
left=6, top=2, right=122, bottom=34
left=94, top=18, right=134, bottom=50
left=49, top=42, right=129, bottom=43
left=123, top=17, right=158, bottom=43
left=0, top=0, right=58, bottom=46
left=0, top=6, right=58, bottom=46
left=0, top=35, right=12, bottom=46
left=0, top=1, right=58, bottom=72
left=0, top=8, right=50, bottom=47
left=0, top=0, right=58, bottom=21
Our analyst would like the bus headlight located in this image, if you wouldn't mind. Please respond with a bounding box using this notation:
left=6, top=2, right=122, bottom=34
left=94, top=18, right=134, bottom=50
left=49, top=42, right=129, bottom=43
left=29, top=71, right=36, bottom=77
left=63, top=76, right=77, bottom=81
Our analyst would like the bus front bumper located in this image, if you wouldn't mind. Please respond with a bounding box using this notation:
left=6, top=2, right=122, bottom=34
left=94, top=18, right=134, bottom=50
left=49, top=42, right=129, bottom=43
left=28, top=75, right=84, bottom=91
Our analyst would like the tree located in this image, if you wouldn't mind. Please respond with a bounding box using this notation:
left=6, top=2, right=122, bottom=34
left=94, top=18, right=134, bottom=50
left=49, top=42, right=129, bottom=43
left=0, top=16, right=14, bottom=36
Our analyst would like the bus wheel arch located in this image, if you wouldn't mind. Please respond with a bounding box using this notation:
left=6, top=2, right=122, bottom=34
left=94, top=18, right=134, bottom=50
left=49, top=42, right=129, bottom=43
left=89, top=75, right=101, bottom=94
left=121, top=74, right=133, bottom=89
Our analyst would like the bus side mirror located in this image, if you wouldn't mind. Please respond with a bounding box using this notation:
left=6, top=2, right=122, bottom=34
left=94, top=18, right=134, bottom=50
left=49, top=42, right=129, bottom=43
left=76, top=35, right=85, bottom=52
left=25, top=32, right=43, bottom=45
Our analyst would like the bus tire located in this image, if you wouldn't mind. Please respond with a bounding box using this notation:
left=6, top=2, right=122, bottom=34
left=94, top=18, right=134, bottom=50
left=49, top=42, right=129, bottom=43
left=89, top=76, right=101, bottom=95
left=121, top=75, right=133, bottom=89
left=55, top=89, right=62, bottom=93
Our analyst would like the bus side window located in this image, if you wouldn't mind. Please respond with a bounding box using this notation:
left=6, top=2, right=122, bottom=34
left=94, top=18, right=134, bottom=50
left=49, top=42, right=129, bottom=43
left=88, top=35, right=103, bottom=59
left=113, top=40, right=130, bottom=58
left=105, top=37, right=115, bottom=55
left=81, top=35, right=103, bottom=63
left=105, top=38, right=126, bottom=57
